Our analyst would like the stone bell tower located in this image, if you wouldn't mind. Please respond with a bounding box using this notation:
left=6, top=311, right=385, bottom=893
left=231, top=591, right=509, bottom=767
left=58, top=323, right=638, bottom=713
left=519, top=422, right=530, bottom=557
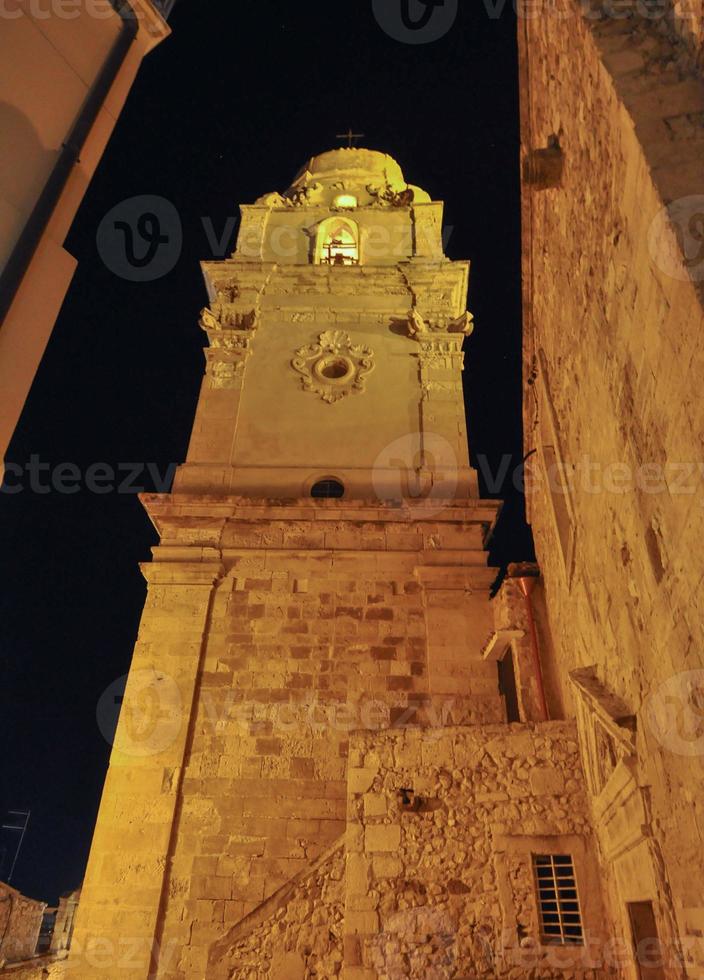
left=176, top=147, right=478, bottom=501
left=68, top=149, right=517, bottom=979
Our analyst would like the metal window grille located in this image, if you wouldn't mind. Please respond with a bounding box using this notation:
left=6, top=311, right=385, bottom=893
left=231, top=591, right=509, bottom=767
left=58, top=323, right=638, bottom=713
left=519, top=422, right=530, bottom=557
left=533, top=853, right=584, bottom=945
left=310, top=479, right=344, bottom=499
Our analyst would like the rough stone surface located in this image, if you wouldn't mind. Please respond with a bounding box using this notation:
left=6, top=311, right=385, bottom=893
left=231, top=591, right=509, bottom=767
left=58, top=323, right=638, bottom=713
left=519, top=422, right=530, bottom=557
left=0, top=883, right=45, bottom=965
left=209, top=843, right=344, bottom=978
left=0, top=962, right=66, bottom=980
left=343, top=723, right=609, bottom=978
left=520, top=2, right=704, bottom=975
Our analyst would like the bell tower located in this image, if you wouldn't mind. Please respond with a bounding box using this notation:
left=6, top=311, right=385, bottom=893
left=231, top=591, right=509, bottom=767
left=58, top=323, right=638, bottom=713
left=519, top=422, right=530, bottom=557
left=175, top=147, right=478, bottom=501
left=68, top=149, right=506, bottom=979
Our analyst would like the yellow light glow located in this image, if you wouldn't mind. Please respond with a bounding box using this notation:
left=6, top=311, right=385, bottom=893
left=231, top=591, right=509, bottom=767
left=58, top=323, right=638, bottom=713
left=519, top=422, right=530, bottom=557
left=333, top=194, right=357, bottom=209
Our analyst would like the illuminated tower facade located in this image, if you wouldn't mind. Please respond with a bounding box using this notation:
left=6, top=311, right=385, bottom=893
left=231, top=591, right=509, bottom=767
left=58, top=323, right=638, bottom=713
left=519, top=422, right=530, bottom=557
left=69, top=150, right=611, bottom=980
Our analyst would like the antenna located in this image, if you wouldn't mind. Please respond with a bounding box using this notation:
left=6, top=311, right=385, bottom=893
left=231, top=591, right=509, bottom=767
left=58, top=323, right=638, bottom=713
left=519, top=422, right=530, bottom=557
left=1, top=810, right=30, bottom=883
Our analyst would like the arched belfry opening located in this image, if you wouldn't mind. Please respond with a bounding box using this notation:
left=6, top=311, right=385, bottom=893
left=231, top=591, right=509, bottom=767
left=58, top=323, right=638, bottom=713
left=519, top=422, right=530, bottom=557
left=315, top=216, right=359, bottom=265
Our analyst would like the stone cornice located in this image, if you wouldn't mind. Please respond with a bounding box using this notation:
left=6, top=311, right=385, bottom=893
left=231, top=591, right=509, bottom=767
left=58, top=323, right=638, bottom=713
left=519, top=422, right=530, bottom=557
left=141, top=492, right=501, bottom=527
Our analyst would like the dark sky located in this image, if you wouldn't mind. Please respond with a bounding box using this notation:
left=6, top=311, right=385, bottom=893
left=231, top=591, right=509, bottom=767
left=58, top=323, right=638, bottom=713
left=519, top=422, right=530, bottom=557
left=0, top=0, right=531, bottom=904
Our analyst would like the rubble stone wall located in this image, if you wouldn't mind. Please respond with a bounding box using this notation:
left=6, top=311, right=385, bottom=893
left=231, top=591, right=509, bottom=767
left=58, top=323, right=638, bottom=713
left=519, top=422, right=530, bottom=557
left=0, top=960, right=66, bottom=980
left=0, top=884, right=44, bottom=964
left=343, top=722, right=612, bottom=979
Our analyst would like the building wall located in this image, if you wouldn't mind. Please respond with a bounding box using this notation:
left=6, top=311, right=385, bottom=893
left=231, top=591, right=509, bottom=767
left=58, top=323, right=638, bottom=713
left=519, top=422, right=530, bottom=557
left=66, top=497, right=505, bottom=979
left=209, top=842, right=345, bottom=979
left=342, top=723, right=608, bottom=979
left=0, top=882, right=45, bottom=965
left=670, top=0, right=704, bottom=64
left=519, top=2, right=704, bottom=974
left=0, top=962, right=66, bottom=980
left=206, top=722, right=611, bottom=979
left=0, top=8, right=120, bottom=272
left=49, top=889, right=80, bottom=955
left=0, top=1, right=170, bottom=475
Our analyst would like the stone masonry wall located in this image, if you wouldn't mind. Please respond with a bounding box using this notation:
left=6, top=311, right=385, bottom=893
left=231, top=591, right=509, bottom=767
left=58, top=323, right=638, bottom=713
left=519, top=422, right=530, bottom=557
left=66, top=496, right=505, bottom=979
left=0, top=884, right=45, bottom=964
left=520, top=1, right=704, bottom=973
left=343, top=722, right=612, bottom=979
left=209, top=842, right=344, bottom=978
left=0, top=961, right=67, bottom=980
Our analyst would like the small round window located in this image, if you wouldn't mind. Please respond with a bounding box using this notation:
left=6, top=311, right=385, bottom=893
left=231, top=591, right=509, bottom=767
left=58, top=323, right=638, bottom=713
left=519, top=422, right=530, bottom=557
left=313, top=355, right=355, bottom=385
left=311, top=479, right=345, bottom=499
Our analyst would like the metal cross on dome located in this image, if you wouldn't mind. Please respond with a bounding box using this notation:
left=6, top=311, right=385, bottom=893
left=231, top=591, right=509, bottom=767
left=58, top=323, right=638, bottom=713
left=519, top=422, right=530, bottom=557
left=336, top=128, right=365, bottom=148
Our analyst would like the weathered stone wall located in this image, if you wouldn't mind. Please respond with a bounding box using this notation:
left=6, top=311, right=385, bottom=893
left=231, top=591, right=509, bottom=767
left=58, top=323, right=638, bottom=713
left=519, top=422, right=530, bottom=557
left=343, top=722, right=611, bottom=979
left=0, top=884, right=45, bottom=964
left=588, top=3, right=704, bottom=209
left=662, top=0, right=703, bottom=67
left=67, top=496, right=507, bottom=979
left=520, top=1, right=704, bottom=974
left=148, top=498, right=504, bottom=977
left=49, top=890, right=80, bottom=955
left=209, top=842, right=344, bottom=978
left=0, top=958, right=66, bottom=980
left=491, top=564, right=565, bottom=722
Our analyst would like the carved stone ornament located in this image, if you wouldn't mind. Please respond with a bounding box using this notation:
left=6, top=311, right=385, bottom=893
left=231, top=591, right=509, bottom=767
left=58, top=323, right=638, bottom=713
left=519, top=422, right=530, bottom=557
left=199, top=306, right=257, bottom=333
left=204, top=352, right=246, bottom=390
left=199, top=304, right=259, bottom=389
left=291, top=330, right=374, bottom=404
left=366, top=182, right=415, bottom=207
left=255, top=179, right=325, bottom=208
left=406, top=308, right=474, bottom=338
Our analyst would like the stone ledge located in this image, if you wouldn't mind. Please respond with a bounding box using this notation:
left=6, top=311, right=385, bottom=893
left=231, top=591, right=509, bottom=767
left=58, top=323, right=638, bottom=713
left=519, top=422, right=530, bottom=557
left=141, top=491, right=501, bottom=524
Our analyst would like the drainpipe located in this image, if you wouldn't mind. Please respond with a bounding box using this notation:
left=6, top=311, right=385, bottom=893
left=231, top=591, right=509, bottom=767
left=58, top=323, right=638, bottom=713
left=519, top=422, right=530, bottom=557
left=516, top=574, right=550, bottom=722
left=0, top=1, right=140, bottom=326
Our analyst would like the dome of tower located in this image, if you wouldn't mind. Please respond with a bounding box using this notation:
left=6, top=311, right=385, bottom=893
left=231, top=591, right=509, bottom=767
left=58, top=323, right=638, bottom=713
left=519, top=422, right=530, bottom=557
left=254, top=147, right=431, bottom=207
left=295, top=148, right=406, bottom=188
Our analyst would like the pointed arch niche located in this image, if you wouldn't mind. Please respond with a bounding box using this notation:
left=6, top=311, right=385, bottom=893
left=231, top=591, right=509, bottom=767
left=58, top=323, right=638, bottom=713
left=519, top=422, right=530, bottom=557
left=314, top=216, right=360, bottom=266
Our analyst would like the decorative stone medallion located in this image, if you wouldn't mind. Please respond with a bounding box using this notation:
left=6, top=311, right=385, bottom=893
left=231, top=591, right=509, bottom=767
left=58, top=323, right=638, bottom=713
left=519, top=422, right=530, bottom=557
left=291, top=330, right=374, bottom=403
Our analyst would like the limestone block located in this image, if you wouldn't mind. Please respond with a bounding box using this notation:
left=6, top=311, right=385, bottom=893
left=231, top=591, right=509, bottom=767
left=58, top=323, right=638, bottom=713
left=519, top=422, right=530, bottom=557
left=363, top=793, right=387, bottom=818
left=364, top=825, right=401, bottom=853
left=345, top=910, right=380, bottom=935
left=271, top=951, right=305, bottom=979
left=347, top=854, right=372, bottom=896
left=348, top=768, right=377, bottom=795
left=528, top=766, right=566, bottom=797
left=371, top=855, right=402, bottom=878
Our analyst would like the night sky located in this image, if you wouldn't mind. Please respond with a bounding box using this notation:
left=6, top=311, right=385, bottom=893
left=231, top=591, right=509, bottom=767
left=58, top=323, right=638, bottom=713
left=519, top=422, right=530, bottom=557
left=0, top=0, right=532, bottom=904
